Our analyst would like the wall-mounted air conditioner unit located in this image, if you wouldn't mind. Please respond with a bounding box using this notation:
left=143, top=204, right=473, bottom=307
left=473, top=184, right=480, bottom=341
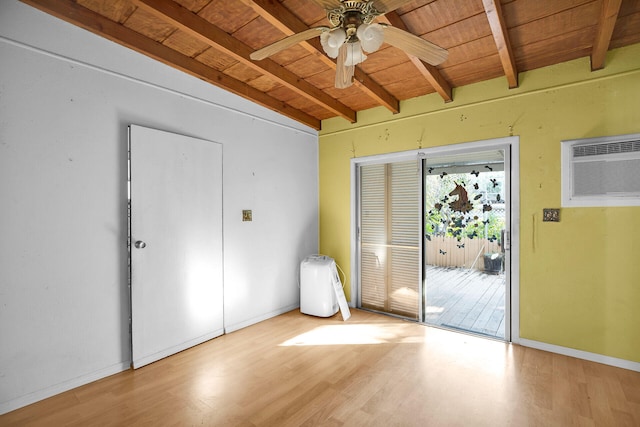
left=561, top=133, right=640, bottom=207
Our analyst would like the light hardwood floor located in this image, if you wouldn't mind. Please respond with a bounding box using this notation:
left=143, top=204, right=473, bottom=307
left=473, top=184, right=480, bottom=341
left=2, top=309, right=639, bottom=426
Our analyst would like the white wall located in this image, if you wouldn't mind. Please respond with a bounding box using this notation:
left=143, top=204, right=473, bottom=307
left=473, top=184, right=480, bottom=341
left=0, top=1, right=318, bottom=414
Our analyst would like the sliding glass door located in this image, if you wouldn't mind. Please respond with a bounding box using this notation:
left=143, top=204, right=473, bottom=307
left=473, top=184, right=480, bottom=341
left=355, top=142, right=512, bottom=341
left=423, top=149, right=509, bottom=339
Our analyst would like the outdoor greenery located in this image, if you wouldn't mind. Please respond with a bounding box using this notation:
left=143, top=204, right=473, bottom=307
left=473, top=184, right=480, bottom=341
left=425, top=171, right=505, bottom=244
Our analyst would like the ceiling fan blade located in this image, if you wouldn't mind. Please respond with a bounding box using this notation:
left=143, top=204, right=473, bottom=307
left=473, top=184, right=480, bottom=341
left=382, top=25, right=448, bottom=65
left=372, top=0, right=414, bottom=14
left=335, top=44, right=355, bottom=89
left=250, top=27, right=330, bottom=61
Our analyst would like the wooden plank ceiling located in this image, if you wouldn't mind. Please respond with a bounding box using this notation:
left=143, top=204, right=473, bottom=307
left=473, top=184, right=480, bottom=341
left=21, top=0, right=640, bottom=130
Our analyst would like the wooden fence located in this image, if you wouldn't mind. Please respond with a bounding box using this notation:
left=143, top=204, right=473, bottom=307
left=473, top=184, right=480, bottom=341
left=425, top=236, right=502, bottom=270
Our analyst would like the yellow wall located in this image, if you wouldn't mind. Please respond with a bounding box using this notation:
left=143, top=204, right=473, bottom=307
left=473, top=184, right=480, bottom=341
left=318, top=44, right=640, bottom=363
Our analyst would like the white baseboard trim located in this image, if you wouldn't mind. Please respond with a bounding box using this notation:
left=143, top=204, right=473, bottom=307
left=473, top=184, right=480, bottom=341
left=132, top=328, right=225, bottom=369
left=0, top=361, right=130, bottom=416
left=224, top=304, right=299, bottom=334
left=1, top=307, right=301, bottom=415
left=518, top=338, right=640, bottom=372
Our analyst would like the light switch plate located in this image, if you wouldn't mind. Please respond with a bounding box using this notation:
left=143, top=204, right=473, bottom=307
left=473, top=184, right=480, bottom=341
left=242, top=210, right=252, bottom=221
left=543, top=208, right=560, bottom=222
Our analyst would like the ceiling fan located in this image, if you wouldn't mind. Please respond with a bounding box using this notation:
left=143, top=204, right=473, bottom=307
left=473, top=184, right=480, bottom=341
left=249, top=0, right=448, bottom=89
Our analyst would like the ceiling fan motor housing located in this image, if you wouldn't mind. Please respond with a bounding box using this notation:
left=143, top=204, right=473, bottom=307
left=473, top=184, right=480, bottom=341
left=328, top=0, right=381, bottom=30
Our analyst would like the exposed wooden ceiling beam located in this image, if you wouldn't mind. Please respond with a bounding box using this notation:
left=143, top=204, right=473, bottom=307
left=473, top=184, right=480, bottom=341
left=132, top=0, right=356, bottom=123
left=378, top=12, right=453, bottom=103
left=591, top=0, right=623, bottom=71
left=243, top=0, right=400, bottom=114
left=20, top=0, right=321, bottom=130
left=482, top=0, right=518, bottom=89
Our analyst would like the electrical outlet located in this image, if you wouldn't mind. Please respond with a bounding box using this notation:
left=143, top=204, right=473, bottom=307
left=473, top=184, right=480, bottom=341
left=543, top=208, right=560, bottom=222
left=242, top=210, right=252, bottom=222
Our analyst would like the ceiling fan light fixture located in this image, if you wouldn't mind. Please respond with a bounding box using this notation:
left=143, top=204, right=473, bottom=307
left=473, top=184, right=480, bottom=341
left=249, top=0, right=449, bottom=90
left=344, top=41, right=367, bottom=66
left=357, top=23, right=384, bottom=53
left=320, top=28, right=347, bottom=58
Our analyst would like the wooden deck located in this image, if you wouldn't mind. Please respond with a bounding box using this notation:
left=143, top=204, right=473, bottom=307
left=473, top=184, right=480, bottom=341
left=424, top=265, right=506, bottom=339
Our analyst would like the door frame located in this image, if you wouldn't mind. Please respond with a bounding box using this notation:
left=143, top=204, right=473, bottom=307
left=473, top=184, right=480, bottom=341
left=351, top=136, right=520, bottom=342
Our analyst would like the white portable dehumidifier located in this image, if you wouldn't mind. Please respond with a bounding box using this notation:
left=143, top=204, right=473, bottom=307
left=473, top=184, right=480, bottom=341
left=300, top=255, right=339, bottom=317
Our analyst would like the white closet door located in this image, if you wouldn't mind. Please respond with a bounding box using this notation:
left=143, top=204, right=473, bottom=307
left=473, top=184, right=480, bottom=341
left=129, top=125, right=223, bottom=369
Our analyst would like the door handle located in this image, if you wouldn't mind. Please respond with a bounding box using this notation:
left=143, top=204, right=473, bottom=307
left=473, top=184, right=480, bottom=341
left=135, top=240, right=147, bottom=249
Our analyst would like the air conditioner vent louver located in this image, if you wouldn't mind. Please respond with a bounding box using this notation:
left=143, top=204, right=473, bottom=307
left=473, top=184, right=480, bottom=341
left=573, top=140, right=640, bottom=157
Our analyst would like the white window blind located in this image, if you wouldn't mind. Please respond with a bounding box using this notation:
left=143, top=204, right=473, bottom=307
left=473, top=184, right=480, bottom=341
left=360, top=160, right=420, bottom=319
